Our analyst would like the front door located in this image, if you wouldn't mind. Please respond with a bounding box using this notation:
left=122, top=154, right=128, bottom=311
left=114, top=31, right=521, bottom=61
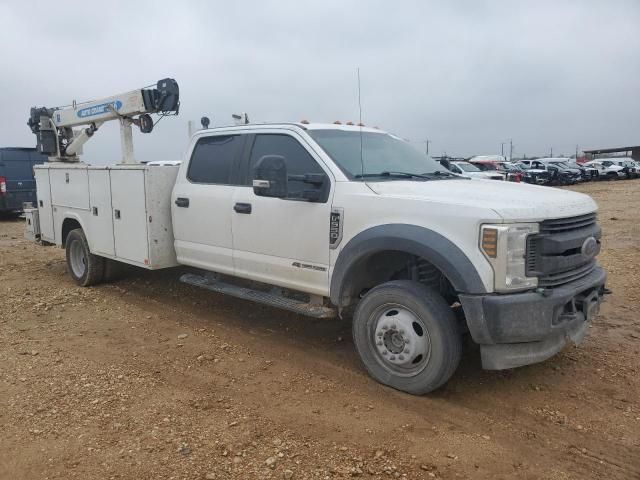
left=231, top=132, right=333, bottom=296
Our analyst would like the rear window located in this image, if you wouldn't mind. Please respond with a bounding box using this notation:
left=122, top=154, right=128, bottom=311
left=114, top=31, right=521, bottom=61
left=187, top=135, right=243, bottom=184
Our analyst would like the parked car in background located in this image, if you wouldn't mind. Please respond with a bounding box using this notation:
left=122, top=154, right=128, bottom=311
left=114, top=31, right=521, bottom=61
left=537, top=158, right=584, bottom=183
left=563, top=160, right=599, bottom=181
left=497, top=162, right=524, bottom=182
left=517, top=160, right=552, bottom=185
left=447, top=161, right=505, bottom=180
left=583, top=160, right=626, bottom=180
left=607, top=159, right=638, bottom=179
left=466, top=157, right=509, bottom=181
left=0, top=147, right=47, bottom=215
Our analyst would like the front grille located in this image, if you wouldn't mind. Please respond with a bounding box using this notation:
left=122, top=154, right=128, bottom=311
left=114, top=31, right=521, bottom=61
left=539, top=213, right=597, bottom=233
left=527, top=213, right=600, bottom=288
left=538, top=260, right=597, bottom=287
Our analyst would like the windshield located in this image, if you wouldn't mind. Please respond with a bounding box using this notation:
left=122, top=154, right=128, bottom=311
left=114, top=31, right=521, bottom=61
left=455, top=162, right=481, bottom=172
left=308, top=130, right=445, bottom=179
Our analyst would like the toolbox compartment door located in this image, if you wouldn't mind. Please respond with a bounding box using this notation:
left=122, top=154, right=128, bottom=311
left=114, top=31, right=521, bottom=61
left=110, top=169, right=149, bottom=265
left=34, top=168, right=55, bottom=241
left=88, top=169, right=115, bottom=256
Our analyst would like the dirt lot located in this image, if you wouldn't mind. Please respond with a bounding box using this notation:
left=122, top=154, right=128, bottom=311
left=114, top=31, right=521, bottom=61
left=1, top=180, right=639, bottom=480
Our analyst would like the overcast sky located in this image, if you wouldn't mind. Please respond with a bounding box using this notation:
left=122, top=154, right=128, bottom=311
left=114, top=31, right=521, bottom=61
left=1, top=1, right=639, bottom=163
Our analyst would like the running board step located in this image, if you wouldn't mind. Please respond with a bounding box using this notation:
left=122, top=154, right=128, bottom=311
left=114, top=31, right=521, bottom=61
left=179, top=273, right=337, bottom=319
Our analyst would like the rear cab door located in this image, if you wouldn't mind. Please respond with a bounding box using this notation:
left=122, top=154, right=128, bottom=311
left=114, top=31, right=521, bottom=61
left=171, top=132, right=248, bottom=275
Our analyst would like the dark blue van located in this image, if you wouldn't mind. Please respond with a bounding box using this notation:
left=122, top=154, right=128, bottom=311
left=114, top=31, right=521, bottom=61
left=0, top=148, right=47, bottom=214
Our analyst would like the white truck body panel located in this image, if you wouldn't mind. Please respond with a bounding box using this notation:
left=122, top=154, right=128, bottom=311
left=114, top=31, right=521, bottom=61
left=87, top=169, right=115, bottom=256
left=50, top=167, right=90, bottom=209
left=231, top=185, right=333, bottom=296
left=34, top=168, right=55, bottom=241
left=171, top=182, right=236, bottom=276
left=33, top=163, right=179, bottom=269
left=111, top=169, right=148, bottom=263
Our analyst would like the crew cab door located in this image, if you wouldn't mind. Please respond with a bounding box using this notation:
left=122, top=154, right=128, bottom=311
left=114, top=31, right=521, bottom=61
left=171, top=134, right=247, bottom=275
left=231, top=131, right=333, bottom=296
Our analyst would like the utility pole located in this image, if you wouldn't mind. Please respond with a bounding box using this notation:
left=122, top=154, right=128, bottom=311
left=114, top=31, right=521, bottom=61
left=550, top=147, right=553, bottom=157
left=500, top=142, right=506, bottom=158
left=575, top=144, right=579, bottom=159
left=509, top=139, right=513, bottom=162
left=424, top=139, right=431, bottom=156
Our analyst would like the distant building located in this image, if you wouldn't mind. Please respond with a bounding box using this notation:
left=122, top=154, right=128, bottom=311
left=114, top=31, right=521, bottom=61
left=583, top=145, right=640, bottom=162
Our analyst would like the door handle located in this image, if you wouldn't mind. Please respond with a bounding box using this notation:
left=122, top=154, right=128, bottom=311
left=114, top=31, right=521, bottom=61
left=234, top=202, right=252, bottom=214
left=175, top=197, right=190, bottom=208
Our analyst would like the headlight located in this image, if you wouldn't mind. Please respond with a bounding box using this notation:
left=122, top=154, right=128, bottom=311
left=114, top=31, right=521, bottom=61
left=480, top=223, right=539, bottom=292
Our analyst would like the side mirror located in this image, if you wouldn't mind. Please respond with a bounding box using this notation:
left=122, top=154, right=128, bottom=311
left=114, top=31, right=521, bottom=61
left=253, top=155, right=288, bottom=198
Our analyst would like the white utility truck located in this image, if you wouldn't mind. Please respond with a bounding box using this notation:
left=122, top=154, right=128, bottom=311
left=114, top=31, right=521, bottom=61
left=25, top=79, right=607, bottom=394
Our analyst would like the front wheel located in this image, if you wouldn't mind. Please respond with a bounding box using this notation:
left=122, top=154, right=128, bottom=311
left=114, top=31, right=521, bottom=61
left=352, top=280, right=462, bottom=395
left=65, top=228, right=105, bottom=286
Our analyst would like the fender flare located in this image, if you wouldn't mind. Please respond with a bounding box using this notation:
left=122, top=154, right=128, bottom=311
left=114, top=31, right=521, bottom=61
left=59, top=212, right=87, bottom=246
left=330, top=224, right=487, bottom=306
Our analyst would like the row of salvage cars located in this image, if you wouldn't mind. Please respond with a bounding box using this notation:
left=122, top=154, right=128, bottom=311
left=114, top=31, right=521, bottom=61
left=443, top=155, right=639, bottom=186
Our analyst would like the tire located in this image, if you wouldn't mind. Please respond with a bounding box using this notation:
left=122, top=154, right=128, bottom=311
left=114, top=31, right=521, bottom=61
left=65, top=228, right=105, bottom=286
left=352, top=280, right=462, bottom=395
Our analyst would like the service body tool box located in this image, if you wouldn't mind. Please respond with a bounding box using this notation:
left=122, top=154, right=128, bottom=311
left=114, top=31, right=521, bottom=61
left=24, top=208, right=40, bottom=241
left=33, top=163, right=179, bottom=269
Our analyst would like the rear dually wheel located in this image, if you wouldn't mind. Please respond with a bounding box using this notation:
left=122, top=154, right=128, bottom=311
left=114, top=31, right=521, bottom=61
left=65, top=228, right=105, bottom=287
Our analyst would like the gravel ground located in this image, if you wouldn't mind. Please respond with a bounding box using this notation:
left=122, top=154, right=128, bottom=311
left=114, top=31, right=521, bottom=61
left=1, top=180, right=639, bottom=479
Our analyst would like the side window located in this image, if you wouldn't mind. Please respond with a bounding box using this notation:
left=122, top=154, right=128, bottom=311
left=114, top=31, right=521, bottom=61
left=248, top=134, right=327, bottom=198
left=187, top=135, right=243, bottom=184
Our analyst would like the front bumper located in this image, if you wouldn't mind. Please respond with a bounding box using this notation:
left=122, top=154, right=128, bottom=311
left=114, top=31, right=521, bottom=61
left=459, top=266, right=606, bottom=370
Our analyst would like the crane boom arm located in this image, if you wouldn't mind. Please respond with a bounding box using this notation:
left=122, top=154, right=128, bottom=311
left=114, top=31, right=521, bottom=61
left=27, top=78, right=179, bottom=163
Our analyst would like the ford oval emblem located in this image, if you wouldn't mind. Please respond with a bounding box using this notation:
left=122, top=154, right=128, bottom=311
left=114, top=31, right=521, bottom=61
left=581, top=237, right=598, bottom=259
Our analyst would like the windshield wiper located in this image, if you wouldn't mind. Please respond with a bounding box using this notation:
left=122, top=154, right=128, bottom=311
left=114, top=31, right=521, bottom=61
left=421, top=170, right=465, bottom=179
left=354, top=171, right=431, bottom=180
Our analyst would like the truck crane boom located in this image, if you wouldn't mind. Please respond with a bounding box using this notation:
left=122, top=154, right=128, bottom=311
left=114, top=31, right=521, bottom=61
left=27, top=78, right=179, bottom=164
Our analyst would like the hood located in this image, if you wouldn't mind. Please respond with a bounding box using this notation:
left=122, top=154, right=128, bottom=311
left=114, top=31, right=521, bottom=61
left=367, top=178, right=597, bottom=221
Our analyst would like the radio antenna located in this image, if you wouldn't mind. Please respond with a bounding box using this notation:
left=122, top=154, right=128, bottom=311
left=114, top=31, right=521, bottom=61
left=357, top=67, right=364, bottom=181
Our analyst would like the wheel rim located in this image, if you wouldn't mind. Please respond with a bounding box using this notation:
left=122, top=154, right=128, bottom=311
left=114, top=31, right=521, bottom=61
left=370, top=304, right=431, bottom=377
left=69, top=239, right=87, bottom=278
